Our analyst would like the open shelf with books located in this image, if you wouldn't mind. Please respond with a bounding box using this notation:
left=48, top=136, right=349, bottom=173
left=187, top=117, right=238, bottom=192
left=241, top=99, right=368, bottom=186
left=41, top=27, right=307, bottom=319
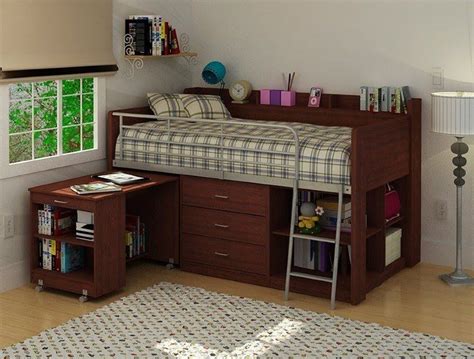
left=29, top=171, right=179, bottom=301
left=125, top=52, right=198, bottom=60
left=33, top=233, right=95, bottom=248
left=267, top=181, right=405, bottom=301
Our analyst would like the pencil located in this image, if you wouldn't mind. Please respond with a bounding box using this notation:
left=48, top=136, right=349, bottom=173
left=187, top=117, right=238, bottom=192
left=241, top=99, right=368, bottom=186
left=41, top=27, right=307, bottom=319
left=289, top=72, right=296, bottom=91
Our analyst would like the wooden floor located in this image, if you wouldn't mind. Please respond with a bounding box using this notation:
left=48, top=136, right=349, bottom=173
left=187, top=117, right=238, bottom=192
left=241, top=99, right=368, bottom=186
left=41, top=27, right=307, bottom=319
left=0, top=262, right=473, bottom=348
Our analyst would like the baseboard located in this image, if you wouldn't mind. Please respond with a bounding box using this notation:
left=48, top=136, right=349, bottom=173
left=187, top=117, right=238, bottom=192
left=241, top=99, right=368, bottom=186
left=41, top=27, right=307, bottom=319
left=421, top=240, right=474, bottom=270
left=0, top=260, right=29, bottom=293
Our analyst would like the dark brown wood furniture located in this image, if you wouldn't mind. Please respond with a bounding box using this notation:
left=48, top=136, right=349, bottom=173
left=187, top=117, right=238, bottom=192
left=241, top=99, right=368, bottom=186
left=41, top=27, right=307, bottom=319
left=107, top=88, right=421, bottom=305
left=29, top=171, right=179, bottom=300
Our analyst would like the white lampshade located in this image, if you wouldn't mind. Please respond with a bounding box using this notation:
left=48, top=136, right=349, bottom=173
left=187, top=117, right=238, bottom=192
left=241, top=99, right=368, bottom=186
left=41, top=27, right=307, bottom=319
left=432, top=92, right=474, bottom=136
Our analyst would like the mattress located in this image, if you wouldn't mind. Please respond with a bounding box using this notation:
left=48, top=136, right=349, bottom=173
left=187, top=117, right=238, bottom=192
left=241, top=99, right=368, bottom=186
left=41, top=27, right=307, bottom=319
left=116, top=119, right=352, bottom=185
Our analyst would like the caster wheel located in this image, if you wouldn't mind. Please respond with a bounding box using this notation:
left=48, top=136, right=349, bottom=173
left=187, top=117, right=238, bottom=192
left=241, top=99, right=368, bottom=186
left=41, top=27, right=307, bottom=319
left=35, top=285, right=43, bottom=292
left=79, top=295, right=88, bottom=303
left=166, top=263, right=174, bottom=270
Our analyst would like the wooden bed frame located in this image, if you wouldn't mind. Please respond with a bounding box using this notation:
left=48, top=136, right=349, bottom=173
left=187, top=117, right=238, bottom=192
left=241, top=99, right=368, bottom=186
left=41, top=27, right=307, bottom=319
left=107, top=87, right=421, bottom=305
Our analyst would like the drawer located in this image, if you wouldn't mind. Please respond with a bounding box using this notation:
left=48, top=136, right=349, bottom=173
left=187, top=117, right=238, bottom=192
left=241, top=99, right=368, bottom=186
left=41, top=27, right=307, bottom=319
left=182, top=206, right=267, bottom=246
left=181, top=233, right=267, bottom=275
left=30, top=193, right=95, bottom=212
left=181, top=176, right=268, bottom=216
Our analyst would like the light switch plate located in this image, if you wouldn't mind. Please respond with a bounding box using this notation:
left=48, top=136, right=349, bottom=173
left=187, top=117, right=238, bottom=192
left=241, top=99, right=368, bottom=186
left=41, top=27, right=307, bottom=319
left=0, top=214, right=14, bottom=239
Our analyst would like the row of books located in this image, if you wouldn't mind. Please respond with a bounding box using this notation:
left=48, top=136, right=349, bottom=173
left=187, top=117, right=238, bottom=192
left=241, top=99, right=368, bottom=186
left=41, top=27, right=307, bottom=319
left=126, top=15, right=180, bottom=56
left=125, top=214, right=146, bottom=259
left=360, top=86, right=411, bottom=114
left=319, top=195, right=352, bottom=233
left=76, top=210, right=94, bottom=242
left=294, top=241, right=334, bottom=272
left=38, top=239, right=84, bottom=273
left=37, top=205, right=75, bottom=236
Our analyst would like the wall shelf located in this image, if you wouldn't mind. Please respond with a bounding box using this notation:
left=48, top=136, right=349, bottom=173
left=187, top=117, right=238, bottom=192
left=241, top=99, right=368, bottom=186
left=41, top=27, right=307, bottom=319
left=124, top=32, right=198, bottom=79
left=125, top=52, right=198, bottom=60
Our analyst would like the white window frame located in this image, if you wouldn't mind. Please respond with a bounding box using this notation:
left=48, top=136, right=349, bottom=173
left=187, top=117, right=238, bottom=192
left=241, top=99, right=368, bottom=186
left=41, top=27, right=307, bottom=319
left=0, top=77, right=106, bottom=179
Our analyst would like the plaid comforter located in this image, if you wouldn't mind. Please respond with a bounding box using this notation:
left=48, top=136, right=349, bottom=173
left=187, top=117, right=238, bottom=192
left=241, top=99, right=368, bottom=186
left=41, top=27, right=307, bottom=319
left=116, top=119, right=352, bottom=185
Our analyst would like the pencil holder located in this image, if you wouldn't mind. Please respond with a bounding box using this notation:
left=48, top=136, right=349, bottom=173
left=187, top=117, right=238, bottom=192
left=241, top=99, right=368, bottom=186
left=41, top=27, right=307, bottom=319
left=270, top=90, right=282, bottom=105
left=260, top=89, right=271, bottom=105
left=281, top=91, right=296, bottom=107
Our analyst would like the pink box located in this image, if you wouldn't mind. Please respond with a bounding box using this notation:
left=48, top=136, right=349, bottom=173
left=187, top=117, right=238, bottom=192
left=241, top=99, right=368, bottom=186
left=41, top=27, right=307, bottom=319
left=281, top=91, right=296, bottom=107
left=260, top=89, right=271, bottom=105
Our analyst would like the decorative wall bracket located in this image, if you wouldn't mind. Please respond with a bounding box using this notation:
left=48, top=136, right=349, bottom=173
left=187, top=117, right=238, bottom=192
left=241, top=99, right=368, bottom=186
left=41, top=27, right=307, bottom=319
left=123, top=33, right=198, bottom=79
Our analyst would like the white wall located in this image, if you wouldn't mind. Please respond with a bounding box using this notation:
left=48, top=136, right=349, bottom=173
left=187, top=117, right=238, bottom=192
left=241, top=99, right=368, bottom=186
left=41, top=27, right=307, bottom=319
left=191, top=0, right=474, bottom=269
left=0, top=0, right=193, bottom=292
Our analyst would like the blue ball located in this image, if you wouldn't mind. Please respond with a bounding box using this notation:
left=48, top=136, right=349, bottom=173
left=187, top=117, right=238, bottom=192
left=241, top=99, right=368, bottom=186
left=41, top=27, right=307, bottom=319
left=202, top=61, right=226, bottom=85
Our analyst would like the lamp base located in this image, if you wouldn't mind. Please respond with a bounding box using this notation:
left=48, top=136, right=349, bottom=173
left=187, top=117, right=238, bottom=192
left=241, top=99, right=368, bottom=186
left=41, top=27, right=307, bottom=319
left=439, top=271, right=474, bottom=286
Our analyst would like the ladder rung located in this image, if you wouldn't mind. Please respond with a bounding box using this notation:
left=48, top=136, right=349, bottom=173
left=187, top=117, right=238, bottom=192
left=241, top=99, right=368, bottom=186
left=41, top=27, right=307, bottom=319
left=290, top=271, right=333, bottom=283
left=292, top=233, right=336, bottom=244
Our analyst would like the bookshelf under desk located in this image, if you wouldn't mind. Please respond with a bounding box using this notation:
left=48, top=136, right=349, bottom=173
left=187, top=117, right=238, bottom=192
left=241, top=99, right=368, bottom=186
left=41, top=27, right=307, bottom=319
left=29, top=171, right=179, bottom=302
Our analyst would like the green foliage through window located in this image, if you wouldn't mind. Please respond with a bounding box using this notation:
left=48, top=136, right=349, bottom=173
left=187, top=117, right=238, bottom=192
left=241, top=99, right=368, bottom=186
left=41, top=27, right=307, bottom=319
left=9, top=78, right=96, bottom=164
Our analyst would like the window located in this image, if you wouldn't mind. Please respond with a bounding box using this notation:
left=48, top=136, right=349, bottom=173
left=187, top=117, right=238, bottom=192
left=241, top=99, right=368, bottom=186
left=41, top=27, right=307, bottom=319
left=8, top=78, right=97, bottom=164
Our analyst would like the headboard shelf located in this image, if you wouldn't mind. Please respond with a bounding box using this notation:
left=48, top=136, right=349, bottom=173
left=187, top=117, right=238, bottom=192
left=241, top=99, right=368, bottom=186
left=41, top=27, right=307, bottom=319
left=184, top=87, right=414, bottom=128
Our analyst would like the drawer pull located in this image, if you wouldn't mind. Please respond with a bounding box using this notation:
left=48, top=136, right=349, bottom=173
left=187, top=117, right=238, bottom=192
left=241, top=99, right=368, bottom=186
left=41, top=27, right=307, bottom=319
left=53, top=200, right=68, bottom=205
left=214, top=194, right=229, bottom=200
left=214, top=223, right=229, bottom=229
left=214, top=251, right=230, bottom=257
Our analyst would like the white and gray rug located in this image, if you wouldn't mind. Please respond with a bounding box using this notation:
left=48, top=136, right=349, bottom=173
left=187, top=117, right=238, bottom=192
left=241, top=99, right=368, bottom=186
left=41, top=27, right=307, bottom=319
left=1, top=282, right=472, bottom=358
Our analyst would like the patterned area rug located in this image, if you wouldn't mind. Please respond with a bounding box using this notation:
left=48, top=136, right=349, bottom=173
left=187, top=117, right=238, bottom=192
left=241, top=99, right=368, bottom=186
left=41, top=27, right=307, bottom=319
left=1, top=282, right=472, bottom=358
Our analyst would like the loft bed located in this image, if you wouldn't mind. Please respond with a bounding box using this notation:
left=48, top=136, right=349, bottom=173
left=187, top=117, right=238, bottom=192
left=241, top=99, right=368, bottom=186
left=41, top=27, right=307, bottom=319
left=107, top=88, right=421, bottom=306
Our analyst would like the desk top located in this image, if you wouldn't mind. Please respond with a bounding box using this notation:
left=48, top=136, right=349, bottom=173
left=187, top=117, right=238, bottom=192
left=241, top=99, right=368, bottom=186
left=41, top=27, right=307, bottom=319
left=29, top=170, right=179, bottom=201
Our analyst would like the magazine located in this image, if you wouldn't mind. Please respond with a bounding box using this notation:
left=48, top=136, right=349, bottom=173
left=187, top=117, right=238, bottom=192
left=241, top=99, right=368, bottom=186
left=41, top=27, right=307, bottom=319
left=70, top=182, right=122, bottom=195
left=95, top=172, right=147, bottom=185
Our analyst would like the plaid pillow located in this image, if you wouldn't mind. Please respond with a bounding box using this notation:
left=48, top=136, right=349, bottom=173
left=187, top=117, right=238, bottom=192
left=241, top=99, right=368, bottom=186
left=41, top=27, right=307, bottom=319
left=147, top=93, right=189, bottom=118
left=179, top=94, right=232, bottom=120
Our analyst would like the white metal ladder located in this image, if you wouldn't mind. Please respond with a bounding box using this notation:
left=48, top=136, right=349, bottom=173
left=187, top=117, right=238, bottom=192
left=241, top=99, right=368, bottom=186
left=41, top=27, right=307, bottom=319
left=284, top=186, right=344, bottom=310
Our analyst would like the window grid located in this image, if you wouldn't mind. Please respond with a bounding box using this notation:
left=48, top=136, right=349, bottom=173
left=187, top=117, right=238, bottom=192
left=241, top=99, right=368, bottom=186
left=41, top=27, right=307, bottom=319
left=8, top=78, right=96, bottom=164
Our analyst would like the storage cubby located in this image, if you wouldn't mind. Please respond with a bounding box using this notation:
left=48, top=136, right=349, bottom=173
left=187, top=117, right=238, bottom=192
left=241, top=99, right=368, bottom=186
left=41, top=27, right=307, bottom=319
left=267, top=178, right=408, bottom=301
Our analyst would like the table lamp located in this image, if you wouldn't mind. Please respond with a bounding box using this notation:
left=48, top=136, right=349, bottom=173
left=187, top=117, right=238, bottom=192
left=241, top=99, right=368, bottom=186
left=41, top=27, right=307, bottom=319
left=432, top=91, right=474, bottom=286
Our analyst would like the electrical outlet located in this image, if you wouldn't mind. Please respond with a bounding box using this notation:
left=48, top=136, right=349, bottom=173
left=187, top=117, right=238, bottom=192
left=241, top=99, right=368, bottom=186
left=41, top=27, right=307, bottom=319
left=435, top=200, right=448, bottom=220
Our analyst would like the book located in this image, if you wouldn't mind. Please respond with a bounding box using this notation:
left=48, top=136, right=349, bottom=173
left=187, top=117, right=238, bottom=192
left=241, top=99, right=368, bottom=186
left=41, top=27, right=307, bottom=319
left=125, top=19, right=151, bottom=56
left=323, top=208, right=352, bottom=220
left=400, top=86, right=411, bottom=114
left=163, top=21, right=170, bottom=55
left=61, top=243, right=85, bottom=273
left=318, top=196, right=351, bottom=212
left=76, top=223, right=94, bottom=234
left=388, top=87, right=401, bottom=114
left=381, top=87, right=389, bottom=112
left=368, top=87, right=380, bottom=112
left=170, top=28, right=180, bottom=54
left=317, top=243, right=331, bottom=272
left=70, top=182, right=122, bottom=195
left=52, top=208, right=75, bottom=236
left=38, top=239, right=43, bottom=267
left=77, top=210, right=94, bottom=225
left=96, top=172, right=147, bottom=185
left=320, top=216, right=352, bottom=233
left=125, top=214, right=146, bottom=259
left=76, top=223, right=94, bottom=241
left=360, top=86, right=368, bottom=111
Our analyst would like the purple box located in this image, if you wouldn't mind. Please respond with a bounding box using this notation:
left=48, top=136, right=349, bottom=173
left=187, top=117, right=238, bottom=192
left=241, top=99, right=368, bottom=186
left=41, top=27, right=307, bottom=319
left=260, top=89, right=271, bottom=105
left=270, top=90, right=282, bottom=105
left=281, top=91, right=296, bottom=107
